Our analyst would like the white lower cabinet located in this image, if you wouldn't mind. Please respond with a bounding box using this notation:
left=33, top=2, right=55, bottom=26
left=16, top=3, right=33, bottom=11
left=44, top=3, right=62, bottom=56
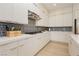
left=69, top=39, right=79, bottom=56
left=50, top=31, right=72, bottom=43
left=17, top=43, right=25, bottom=56
left=0, top=33, right=50, bottom=56
left=0, top=41, right=18, bottom=56
left=0, top=41, right=25, bottom=56
left=0, top=48, right=15, bottom=56
left=21, top=37, right=40, bottom=56
left=19, top=33, right=49, bottom=56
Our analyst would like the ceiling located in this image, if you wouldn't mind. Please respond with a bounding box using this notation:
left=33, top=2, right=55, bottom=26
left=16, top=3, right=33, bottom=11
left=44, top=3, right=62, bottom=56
left=40, top=3, right=73, bottom=13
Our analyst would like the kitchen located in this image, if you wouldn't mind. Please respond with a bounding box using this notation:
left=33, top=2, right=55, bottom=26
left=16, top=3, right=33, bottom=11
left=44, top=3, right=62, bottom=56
left=0, top=3, right=79, bottom=56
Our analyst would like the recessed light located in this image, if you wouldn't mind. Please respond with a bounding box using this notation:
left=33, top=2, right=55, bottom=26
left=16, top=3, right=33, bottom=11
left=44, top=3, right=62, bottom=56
left=53, top=3, right=56, bottom=6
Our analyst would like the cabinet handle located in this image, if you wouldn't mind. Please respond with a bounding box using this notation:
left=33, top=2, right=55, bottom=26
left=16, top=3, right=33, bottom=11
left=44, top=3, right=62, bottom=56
left=10, top=44, right=24, bottom=50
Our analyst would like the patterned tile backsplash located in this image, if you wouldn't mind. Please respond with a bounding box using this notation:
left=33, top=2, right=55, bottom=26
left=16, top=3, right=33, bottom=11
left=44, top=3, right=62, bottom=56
left=6, top=23, right=22, bottom=31
left=21, top=25, right=49, bottom=34
left=0, top=22, right=22, bottom=37
left=0, top=22, right=72, bottom=37
left=49, top=26, right=72, bottom=32
left=0, top=23, right=6, bottom=36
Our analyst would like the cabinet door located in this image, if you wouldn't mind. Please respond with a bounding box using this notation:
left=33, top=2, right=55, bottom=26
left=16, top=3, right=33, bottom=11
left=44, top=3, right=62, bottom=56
left=49, top=15, right=56, bottom=27
left=16, top=44, right=25, bottom=56
left=0, top=3, right=14, bottom=22
left=0, top=48, right=18, bottom=56
left=49, top=14, right=63, bottom=27
left=36, top=32, right=50, bottom=52
left=6, top=43, right=25, bottom=56
left=72, top=40, right=79, bottom=56
left=36, top=15, right=48, bottom=26
left=69, top=39, right=79, bottom=56
left=73, top=4, right=79, bottom=19
left=0, top=41, right=19, bottom=56
left=14, top=3, right=28, bottom=24
left=19, top=38, right=40, bottom=56
left=55, top=14, right=63, bottom=26
left=17, top=40, right=26, bottom=56
left=27, top=4, right=39, bottom=15
left=71, top=40, right=78, bottom=56
left=63, top=12, right=72, bottom=26
left=5, top=47, right=18, bottom=56
left=0, top=3, right=28, bottom=24
left=28, top=4, right=48, bottom=26
left=36, top=9, right=45, bottom=26
left=38, top=36, right=49, bottom=49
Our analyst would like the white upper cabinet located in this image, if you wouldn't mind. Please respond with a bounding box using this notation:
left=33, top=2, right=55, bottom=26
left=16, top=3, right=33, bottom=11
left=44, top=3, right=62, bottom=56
left=49, top=14, right=64, bottom=27
left=0, top=3, right=28, bottom=24
left=63, top=12, right=72, bottom=26
left=27, top=4, right=49, bottom=26
left=27, top=4, right=40, bottom=16
left=13, top=3, right=28, bottom=24
left=0, top=3, right=48, bottom=25
left=0, top=4, right=14, bottom=22
left=55, top=14, right=63, bottom=26
left=73, top=4, right=79, bottom=19
left=35, top=4, right=48, bottom=26
left=49, top=7, right=73, bottom=27
left=49, top=15, right=56, bottom=27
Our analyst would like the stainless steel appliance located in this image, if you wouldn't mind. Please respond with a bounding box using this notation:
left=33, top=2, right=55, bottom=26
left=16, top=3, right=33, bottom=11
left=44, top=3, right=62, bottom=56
left=28, top=10, right=41, bottom=20
left=74, top=19, right=79, bottom=34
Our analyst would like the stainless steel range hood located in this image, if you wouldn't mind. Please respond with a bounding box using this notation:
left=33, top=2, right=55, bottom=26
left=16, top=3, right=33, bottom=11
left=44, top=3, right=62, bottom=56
left=28, top=10, right=41, bottom=20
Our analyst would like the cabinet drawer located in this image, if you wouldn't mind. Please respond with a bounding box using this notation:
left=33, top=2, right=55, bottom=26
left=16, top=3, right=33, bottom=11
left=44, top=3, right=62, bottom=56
left=0, top=41, right=19, bottom=56
left=0, top=41, right=18, bottom=49
left=21, top=38, right=40, bottom=56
